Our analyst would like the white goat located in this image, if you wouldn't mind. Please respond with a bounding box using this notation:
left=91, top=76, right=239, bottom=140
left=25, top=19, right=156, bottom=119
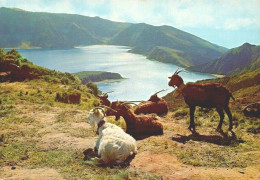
left=88, top=107, right=137, bottom=165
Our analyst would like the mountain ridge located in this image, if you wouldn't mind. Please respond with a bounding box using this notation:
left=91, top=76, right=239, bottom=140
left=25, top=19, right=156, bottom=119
left=189, top=43, right=260, bottom=75
left=0, top=7, right=227, bottom=67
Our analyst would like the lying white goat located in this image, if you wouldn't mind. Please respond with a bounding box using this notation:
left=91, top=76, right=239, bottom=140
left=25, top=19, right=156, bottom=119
left=88, top=107, right=137, bottom=165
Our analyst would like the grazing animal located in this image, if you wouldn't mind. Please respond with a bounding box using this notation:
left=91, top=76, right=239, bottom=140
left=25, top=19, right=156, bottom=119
left=168, top=69, right=235, bottom=131
left=134, top=90, right=168, bottom=115
left=88, top=107, right=137, bottom=166
left=112, top=101, right=163, bottom=137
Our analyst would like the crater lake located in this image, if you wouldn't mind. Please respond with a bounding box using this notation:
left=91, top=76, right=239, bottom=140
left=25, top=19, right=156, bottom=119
left=17, top=45, right=215, bottom=101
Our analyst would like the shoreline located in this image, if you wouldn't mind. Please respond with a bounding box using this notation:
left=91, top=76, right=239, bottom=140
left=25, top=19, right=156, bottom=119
left=94, top=78, right=127, bottom=84
left=210, top=73, right=225, bottom=78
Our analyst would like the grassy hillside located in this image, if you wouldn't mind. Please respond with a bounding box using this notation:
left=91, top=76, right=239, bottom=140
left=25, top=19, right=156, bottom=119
left=0, top=49, right=80, bottom=84
left=189, top=43, right=260, bottom=75
left=0, top=7, right=227, bottom=68
left=1, top=50, right=259, bottom=179
left=1, top=69, right=259, bottom=179
left=74, top=71, right=124, bottom=84
left=110, top=24, right=227, bottom=67
left=0, top=7, right=129, bottom=48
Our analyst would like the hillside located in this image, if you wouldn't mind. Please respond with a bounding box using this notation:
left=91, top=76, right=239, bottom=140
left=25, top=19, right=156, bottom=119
left=0, top=7, right=129, bottom=48
left=74, top=71, right=124, bottom=84
left=189, top=43, right=260, bottom=75
left=1, top=50, right=260, bottom=179
left=0, top=7, right=227, bottom=67
left=110, top=24, right=227, bottom=67
left=1, top=64, right=260, bottom=179
left=0, top=49, right=80, bottom=84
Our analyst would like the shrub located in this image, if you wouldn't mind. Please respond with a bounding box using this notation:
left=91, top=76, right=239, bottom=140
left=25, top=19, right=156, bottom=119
left=174, top=108, right=189, bottom=117
left=86, top=82, right=99, bottom=96
left=55, top=90, right=81, bottom=104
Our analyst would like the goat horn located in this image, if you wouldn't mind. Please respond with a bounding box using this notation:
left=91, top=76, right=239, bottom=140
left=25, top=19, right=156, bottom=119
left=103, top=91, right=114, bottom=95
left=173, top=68, right=180, bottom=75
left=175, top=69, right=185, bottom=75
left=92, top=107, right=106, bottom=119
left=99, top=105, right=117, bottom=112
left=153, top=89, right=167, bottom=95
left=127, top=101, right=144, bottom=103
left=122, top=102, right=138, bottom=106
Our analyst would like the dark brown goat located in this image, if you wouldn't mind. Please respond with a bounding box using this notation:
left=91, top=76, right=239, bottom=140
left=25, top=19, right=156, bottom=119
left=168, top=70, right=235, bottom=132
left=97, top=91, right=113, bottom=107
left=111, top=101, right=163, bottom=137
left=97, top=92, right=126, bottom=119
left=134, top=90, right=168, bottom=115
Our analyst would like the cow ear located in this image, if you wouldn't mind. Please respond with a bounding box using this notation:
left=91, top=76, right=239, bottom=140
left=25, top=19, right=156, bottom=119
left=168, top=76, right=171, bottom=79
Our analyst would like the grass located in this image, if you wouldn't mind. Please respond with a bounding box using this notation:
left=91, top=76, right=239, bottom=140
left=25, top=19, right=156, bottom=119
left=0, top=79, right=162, bottom=179
left=1, top=57, right=260, bottom=179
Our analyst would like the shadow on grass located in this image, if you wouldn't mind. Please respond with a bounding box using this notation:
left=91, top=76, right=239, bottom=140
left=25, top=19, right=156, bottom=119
left=83, top=148, right=135, bottom=168
left=171, top=130, right=244, bottom=146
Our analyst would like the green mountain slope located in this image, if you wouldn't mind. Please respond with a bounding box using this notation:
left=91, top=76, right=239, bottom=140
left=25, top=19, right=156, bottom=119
left=0, top=7, right=129, bottom=48
left=0, top=7, right=227, bottom=67
left=189, top=43, right=260, bottom=75
left=109, top=24, right=227, bottom=67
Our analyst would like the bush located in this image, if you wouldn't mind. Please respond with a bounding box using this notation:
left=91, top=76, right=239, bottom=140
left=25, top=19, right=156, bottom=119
left=55, top=90, right=81, bottom=104
left=86, top=82, right=99, bottom=96
left=174, top=108, right=189, bottom=117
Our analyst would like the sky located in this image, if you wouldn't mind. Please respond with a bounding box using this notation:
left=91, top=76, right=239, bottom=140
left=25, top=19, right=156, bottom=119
left=0, top=0, right=259, bottom=48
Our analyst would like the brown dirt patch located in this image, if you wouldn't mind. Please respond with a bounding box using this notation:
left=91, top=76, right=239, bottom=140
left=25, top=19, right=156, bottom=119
left=131, top=151, right=260, bottom=179
left=38, top=132, right=97, bottom=150
left=1, top=167, right=64, bottom=180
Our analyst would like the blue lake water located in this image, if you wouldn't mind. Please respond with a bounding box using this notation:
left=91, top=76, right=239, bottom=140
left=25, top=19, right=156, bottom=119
left=17, top=45, right=215, bottom=101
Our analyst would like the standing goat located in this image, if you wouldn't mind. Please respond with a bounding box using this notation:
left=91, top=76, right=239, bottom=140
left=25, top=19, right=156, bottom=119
left=134, top=90, right=168, bottom=115
left=168, top=69, right=235, bottom=132
left=88, top=107, right=137, bottom=166
left=111, top=101, right=163, bottom=137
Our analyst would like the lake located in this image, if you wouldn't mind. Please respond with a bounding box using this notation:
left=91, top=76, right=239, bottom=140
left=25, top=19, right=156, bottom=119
left=17, top=45, right=215, bottom=101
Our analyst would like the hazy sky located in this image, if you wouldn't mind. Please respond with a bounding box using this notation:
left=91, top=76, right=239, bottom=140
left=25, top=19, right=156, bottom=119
left=1, top=0, right=259, bottom=48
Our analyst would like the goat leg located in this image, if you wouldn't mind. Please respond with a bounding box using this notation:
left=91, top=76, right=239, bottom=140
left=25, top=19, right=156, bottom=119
left=224, top=106, right=233, bottom=131
left=188, top=106, right=196, bottom=131
left=216, top=108, right=224, bottom=131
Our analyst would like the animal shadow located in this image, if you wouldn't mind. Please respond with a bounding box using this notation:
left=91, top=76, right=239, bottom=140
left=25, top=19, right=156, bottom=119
left=171, top=130, right=244, bottom=146
left=83, top=148, right=98, bottom=161
left=82, top=148, right=135, bottom=168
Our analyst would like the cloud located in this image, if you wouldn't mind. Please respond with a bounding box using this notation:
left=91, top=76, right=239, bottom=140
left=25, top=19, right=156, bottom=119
left=0, top=0, right=259, bottom=30
left=224, top=18, right=258, bottom=30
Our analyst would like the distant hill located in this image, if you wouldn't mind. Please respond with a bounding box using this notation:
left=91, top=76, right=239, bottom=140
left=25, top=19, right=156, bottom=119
left=109, top=24, right=227, bottom=67
left=74, top=71, right=124, bottom=84
left=189, top=43, right=260, bottom=75
left=0, top=7, right=227, bottom=67
left=0, top=7, right=129, bottom=48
